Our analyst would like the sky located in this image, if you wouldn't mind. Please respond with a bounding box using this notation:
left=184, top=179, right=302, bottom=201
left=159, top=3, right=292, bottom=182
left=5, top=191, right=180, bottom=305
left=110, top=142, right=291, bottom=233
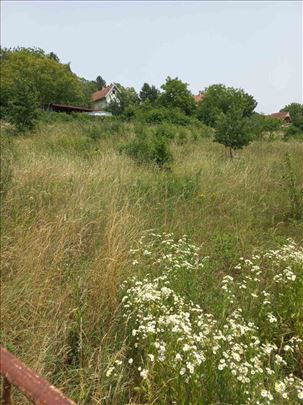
left=1, top=1, right=302, bottom=113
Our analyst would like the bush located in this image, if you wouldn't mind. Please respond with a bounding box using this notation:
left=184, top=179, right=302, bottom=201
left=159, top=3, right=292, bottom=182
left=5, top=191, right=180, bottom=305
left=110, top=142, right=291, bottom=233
left=284, top=124, right=303, bottom=141
left=136, top=106, right=199, bottom=126
left=119, top=125, right=172, bottom=168
left=155, top=123, right=175, bottom=140
left=7, top=79, right=40, bottom=132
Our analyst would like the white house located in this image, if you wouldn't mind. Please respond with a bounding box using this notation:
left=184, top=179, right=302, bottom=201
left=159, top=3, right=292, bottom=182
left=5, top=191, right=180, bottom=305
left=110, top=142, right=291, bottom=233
left=91, top=84, right=119, bottom=110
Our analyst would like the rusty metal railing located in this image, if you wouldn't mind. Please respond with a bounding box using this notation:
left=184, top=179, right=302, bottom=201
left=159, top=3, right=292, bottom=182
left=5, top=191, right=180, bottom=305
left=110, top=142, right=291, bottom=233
left=0, top=346, right=77, bottom=404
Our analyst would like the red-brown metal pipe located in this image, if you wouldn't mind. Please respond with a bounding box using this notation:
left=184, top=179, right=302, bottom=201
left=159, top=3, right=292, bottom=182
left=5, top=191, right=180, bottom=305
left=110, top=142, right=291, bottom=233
left=3, top=377, right=11, bottom=405
left=0, top=347, right=77, bottom=405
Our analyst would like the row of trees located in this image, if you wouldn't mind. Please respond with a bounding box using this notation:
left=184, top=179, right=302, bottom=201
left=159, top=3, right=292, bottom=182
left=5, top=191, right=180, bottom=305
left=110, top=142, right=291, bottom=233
left=108, top=79, right=301, bottom=155
left=1, top=46, right=302, bottom=150
left=0, top=47, right=108, bottom=129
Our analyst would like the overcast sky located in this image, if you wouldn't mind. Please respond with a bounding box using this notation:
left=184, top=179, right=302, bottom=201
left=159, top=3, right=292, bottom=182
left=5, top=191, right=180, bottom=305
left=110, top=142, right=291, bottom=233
left=1, top=1, right=302, bottom=113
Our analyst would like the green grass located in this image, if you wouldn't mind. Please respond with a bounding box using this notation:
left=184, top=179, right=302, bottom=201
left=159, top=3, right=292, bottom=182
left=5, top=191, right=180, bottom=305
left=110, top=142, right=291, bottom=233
left=1, top=118, right=303, bottom=404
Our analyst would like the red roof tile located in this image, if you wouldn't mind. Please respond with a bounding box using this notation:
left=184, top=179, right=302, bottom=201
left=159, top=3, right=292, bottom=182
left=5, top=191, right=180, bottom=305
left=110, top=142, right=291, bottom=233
left=193, top=92, right=205, bottom=103
left=270, top=112, right=291, bottom=121
left=91, top=84, right=114, bottom=102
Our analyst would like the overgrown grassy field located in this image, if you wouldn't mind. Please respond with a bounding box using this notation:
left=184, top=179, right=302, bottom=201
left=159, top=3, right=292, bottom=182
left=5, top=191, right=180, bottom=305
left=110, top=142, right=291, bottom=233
left=1, top=118, right=303, bottom=404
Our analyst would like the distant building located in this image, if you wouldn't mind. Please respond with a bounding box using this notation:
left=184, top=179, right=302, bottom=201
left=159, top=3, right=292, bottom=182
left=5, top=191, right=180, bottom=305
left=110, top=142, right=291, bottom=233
left=269, top=111, right=291, bottom=124
left=48, top=103, right=93, bottom=113
left=91, top=84, right=119, bottom=110
left=47, top=104, right=112, bottom=117
left=193, top=91, right=205, bottom=103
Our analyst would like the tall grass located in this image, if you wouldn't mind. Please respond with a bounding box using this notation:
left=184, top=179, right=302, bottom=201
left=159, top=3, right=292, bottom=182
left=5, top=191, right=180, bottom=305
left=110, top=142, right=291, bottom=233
left=1, top=119, right=302, bottom=404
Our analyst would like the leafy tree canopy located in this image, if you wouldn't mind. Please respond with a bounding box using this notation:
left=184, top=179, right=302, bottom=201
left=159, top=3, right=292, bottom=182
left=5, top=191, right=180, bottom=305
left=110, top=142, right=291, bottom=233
left=139, top=83, right=159, bottom=103
left=95, top=75, right=106, bottom=90
left=8, top=78, right=40, bottom=132
left=197, top=84, right=257, bottom=127
left=214, top=107, right=253, bottom=157
left=0, top=47, right=86, bottom=111
left=280, top=103, right=303, bottom=119
left=248, top=113, right=282, bottom=139
left=158, top=77, right=196, bottom=116
left=79, top=78, right=98, bottom=107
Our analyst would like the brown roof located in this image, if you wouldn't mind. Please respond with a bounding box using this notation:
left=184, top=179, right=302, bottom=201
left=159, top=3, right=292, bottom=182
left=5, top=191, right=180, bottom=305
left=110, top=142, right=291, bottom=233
left=49, top=103, right=93, bottom=113
left=270, top=112, right=291, bottom=121
left=91, top=84, right=115, bottom=102
left=193, top=91, right=205, bottom=103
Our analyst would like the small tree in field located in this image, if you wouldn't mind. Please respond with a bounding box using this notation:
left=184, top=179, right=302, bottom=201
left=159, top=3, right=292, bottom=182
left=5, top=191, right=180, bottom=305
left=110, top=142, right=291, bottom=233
left=214, top=108, right=251, bottom=158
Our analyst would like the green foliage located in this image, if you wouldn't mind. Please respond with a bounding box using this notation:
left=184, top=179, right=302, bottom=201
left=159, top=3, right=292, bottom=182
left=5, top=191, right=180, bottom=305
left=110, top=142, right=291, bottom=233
left=159, top=76, right=196, bottom=116
left=139, top=83, right=159, bottom=103
left=136, top=105, right=199, bottom=126
left=136, top=106, right=169, bottom=124
left=95, top=75, right=106, bottom=90
left=79, top=78, right=98, bottom=107
left=108, top=84, right=140, bottom=115
left=7, top=78, right=40, bottom=132
left=48, top=51, right=60, bottom=62
left=155, top=123, right=175, bottom=140
left=248, top=114, right=282, bottom=140
left=197, top=84, right=257, bottom=127
left=214, top=107, right=252, bottom=156
left=280, top=103, right=303, bottom=123
left=281, top=103, right=303, bottom=140
left=0, top=47, right=86, bottom=114
left=119, top=124, right=172, bottom=168
left=292, top=115, right=303, bottom=131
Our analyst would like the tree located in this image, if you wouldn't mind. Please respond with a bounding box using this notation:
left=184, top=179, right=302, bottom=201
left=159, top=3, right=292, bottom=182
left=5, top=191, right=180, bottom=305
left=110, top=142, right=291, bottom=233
left=197, top=84, right=257, bottom=127
left=95, top=75, right=106, bottom=90
left=80, top=78, right=98, bottom=107
left=158, top=77, right=196, bottom=116
left=8, top=78, right=40, bottom=132
left=214, top=107, right=252, bottom=158
left=139, top=83, right=159, bottom=103
left=280, top=103, right=303, bottom=123
left=248, top=113, right=282, bottom=140
left=0, top=48, right=86, bottom=112
left=48, top=52, right=60, bottom=62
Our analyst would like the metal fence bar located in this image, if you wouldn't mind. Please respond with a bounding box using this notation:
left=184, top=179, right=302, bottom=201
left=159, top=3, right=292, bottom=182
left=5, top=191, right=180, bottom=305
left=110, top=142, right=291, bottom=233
left=0, top=347, right=77, bottom=405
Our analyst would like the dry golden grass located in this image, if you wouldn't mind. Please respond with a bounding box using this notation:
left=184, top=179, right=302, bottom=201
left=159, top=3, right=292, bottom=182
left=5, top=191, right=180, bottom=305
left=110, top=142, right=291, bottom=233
left=1, top=121, right=302, bottom=403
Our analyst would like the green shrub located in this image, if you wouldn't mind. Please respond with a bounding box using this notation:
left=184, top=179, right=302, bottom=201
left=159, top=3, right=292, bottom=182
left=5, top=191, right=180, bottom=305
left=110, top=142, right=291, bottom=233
left=135, top=106, right=200, bottom=126
left=155, top=123, right=175, bottom=140
left=284, top=125, right=303, bottom=141
left=119, top=125, right=172, bottom=168
left=7, top=79, right=40, bottom=132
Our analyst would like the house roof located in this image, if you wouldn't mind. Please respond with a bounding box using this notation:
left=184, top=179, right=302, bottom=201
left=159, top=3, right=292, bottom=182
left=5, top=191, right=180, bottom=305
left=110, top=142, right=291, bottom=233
left=91, top=84, right=115, bottom=102
left=193, top=92, right=205, bottom=103
left=49, top=103, right=94, bottom=113
left=270, top=112, right=291, bottom=121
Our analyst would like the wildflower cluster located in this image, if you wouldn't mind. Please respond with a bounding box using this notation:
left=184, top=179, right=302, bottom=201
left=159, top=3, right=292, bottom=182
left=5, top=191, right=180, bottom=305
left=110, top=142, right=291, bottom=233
left=106, top=233, right=303, bottom=404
